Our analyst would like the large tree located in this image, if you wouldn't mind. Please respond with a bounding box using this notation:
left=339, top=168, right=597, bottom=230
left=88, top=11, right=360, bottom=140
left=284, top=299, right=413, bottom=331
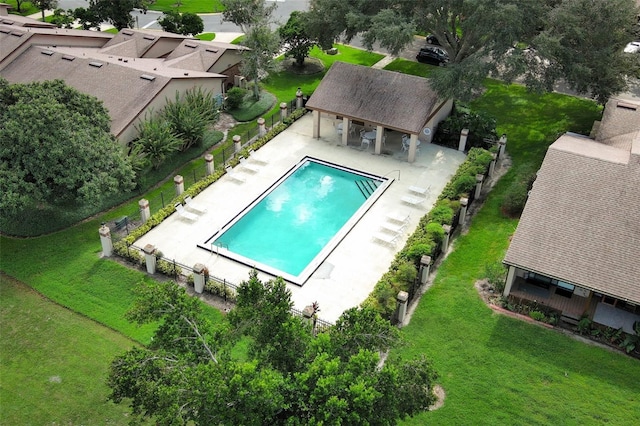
left=221, top=0, right=281, bottom=99
left=158, top=10, right=204, bottom=36
left=278, top=10, right=317, bottom=67
left=523, top=0, right=638, bottom=103
left=304, top=0, right=637, bottom=103
left=87, top=0, right=149, bottom=30
left=108, top=273, right=438, bottom=424
left=31, top=0, right=58, bottom=21
left=0, top=79, right=135, bottom=215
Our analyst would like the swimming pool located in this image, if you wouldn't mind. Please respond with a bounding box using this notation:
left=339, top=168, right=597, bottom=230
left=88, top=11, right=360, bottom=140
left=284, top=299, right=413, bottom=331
left=200, top=157, right=391, bottom=285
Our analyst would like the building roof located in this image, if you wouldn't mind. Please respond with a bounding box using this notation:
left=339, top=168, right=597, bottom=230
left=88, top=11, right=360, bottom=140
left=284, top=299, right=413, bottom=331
left=595, top=98, right=640, bottom=151
left=100, top=29, right=189, bottom=58
left=305, top=61, right=442, bottom=135
left=0, top=46, right=224, bottom=138
left=164, top=39, right=246, bottom=72
left=504, top=133, right=640, bottom=304
left=0, top=3, right=56, bottom=28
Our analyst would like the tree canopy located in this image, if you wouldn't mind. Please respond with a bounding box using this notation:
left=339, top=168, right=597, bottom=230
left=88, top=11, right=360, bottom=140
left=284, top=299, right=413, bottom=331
left=108, top=272, right=438, bottom=425
left=158, top=11, right=205, bottom=36
left=87, top=0, right=149, bottom=30
left=304, top=0, right=638, bottom=103
left=221, top=0, right=281, bottom=99
left=278, top=11, right=317, bottom=66
left=0, top=79, right=135, bottom=216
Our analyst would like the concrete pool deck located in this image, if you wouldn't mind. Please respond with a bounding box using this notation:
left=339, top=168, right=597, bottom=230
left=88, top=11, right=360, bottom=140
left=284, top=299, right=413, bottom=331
left=134, top=113, right=466, bottom=322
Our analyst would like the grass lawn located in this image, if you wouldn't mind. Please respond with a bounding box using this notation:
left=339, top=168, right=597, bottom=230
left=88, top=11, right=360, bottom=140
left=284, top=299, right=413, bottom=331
left=0, top=274, right=136, bottom=425
left=390, top=81, right=640, bottom=423
left=196, top=32, right=216, bottom=41
left=5, top=0, right=38, bottom=16
left=149, top=0, right=224, bottom=14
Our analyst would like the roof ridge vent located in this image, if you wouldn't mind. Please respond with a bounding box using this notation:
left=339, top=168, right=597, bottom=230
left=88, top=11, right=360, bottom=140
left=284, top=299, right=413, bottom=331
left=185, top=42, right=197, bottom=48
left=41, top=50, right=54, bottom=56
left=122, top=29, right=134, bottom=36
left=143, top=35, right=155, bottom=40
left=62, top=55, right=75, bottom=61
left=89, top=61, right=103, bottom=68
left=205, top=48, right=219, bottom=53
left=140, top=74, right=156, bottom=81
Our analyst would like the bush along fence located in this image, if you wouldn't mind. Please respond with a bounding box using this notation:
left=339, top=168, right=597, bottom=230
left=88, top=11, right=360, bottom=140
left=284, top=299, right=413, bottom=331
left=362, top=146, right=500, bottom=325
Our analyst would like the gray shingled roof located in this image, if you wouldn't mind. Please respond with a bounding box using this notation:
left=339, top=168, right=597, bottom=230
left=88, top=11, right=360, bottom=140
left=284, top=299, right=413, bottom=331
left=101, top=29, right=189, bottom=58
left=164, top=39, right=246, bottom=72
left=305, top=61, right=441, bottom=134
left=504, top=133, right=640, bottom=304
left=596, top=98, right=640, bottom=151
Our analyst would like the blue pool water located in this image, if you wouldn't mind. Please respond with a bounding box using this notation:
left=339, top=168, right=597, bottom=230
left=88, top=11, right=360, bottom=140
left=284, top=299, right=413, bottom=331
left=203, top=158, right=387, bottom=284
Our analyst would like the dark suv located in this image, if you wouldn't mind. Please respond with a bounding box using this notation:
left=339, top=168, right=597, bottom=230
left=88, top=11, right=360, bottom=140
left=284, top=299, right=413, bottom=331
left=416, top=47, right=449, bottom=66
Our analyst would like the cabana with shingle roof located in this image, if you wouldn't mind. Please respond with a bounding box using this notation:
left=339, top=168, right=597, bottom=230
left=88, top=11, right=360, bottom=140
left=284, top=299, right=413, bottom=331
left=305, top=61, right=452, bottom=163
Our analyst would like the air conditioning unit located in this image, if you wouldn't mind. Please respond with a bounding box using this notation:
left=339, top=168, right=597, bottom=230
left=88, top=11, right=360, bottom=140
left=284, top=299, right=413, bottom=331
left=234, top=75, right=246, bottom=88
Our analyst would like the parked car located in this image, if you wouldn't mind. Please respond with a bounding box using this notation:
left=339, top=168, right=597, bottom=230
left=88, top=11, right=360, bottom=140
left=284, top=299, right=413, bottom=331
left=416, top=47, right=449, bottom=66
left=624, top=41, right=640, bottom=53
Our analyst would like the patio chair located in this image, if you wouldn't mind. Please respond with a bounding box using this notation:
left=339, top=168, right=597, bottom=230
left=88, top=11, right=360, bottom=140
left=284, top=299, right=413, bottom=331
left=184, top=195, right=207, bottom=214
left=408, top=185, right=430, bottom=196
left=380, top=220, right=406, bottom=234
left=372, top=231, right=401, bottom=247
left=361, top=138, right=371, bottom=149
left=224, top=165, right=246, bottom=183
left=386, top=211, right=410, bottom=224
left=249, top=149, right=268, bottom=164
left=401, top=195, right=424, bottom=206
left=174, top=203, right=198, bottom=222
left=239, top=156, right=260, bottom=173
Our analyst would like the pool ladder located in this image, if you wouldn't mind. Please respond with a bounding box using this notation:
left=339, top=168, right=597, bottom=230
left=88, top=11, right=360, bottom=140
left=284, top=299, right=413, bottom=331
left=355, top=179, right=380, bottom=199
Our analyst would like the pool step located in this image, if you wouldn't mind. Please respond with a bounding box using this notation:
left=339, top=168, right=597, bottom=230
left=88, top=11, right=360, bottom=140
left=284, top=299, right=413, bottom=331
left=355, top=179, right=380, bottom=199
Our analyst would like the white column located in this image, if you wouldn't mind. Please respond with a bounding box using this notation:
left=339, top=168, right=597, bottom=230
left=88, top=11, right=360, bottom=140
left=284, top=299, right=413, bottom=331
left=143, top=244, right=156, bottom=274
left=257, top=117, right=267, bottom=137
left=441, top=224, right=452, bottom=253
left=233, top=135, right=242, bottom=153
left=193, top=263, right=206, bottom=294
left=498, top=134, right=507, bottom=158
left=475, top=174, right=484, bottom=199
left=408, top=134, right=419, bottom=163
left=459, top=197, right=469, bottom=225
left=139, top=198, right=150, bottom=223
left=296, top=88, right=303, bottom=109
left=503, top=265, right=517, bottom=296
left=420, top=255, right=432, bottom=284
left=280, top=102, right=288, bottom=121
left=99, top=225, right=112, bottom=257
left=205, top=154, right=214, bottom=176
left=489, top=153, right=497, bottom=177
left=174, top=175, right=184, bottom=196
left=396, top=291, right=409, bottom=325
left=312, top=110, right=320, bottom=139
left=341, top=117, right=349, bottom=146
left=374, top=125, right=383, bottom=155
left=458, top=128, right=469, bottom=152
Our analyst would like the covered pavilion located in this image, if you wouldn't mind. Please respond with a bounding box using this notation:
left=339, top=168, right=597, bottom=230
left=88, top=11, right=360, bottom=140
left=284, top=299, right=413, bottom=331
left=305, top=61, right=452, bottom=163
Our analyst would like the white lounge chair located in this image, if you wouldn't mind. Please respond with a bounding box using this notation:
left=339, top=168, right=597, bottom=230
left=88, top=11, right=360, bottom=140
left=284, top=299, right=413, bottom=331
left=373, top=231, right=400, bottom=247
left=386, top=211, right=410, bottom=223
left=248, top=149, right=268, bottom=164
left=361, top=138, right=371, bottom=149
left=408, top=185, right=430, bottom=196
left=239, top=156, right=260, bottom=173
left=380, top=221, right=406, bottom=234
left=225, top=165, right=246, bottom=183
left=184, top=195, right=207, bottom=214
left=401, top=195, right=424, bottom=206
left=174, top=203, right=198, bottom=222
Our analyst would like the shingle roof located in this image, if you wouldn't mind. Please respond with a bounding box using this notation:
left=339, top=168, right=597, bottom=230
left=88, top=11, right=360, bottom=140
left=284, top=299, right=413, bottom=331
left=164, top=39, right=246, bottom=72
left=504, top=133, right=640, bottom=304
left=101, top=29, right=189, bottom=58
left=596, top=98, right=640, bottom=151
left=305, top=61, right=441, bottom=134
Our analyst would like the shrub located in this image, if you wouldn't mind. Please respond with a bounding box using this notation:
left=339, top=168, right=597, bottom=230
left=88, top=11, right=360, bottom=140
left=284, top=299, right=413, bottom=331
left=428, top=204, right=455, bottom=225
left=225, top=87, right=247, bottom=110
left=405, top=242, right=435, bottom=265
left=205, top=280, right=237, bottom=302
left=156, top=259, right=182, bottom=278
left=485, top=261, right=507, bottom=293
left=425, top=222, right=445, bottom=245
left=529, top=311, right=546, bottom=321
left=452, top=174, right=478, bottom=197
left=501, top=165, right=538, bottom=217
left=577, top=316, right=593, bottom=335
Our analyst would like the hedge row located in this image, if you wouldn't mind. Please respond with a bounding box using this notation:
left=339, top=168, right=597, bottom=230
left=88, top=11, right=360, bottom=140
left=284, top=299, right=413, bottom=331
left=362, top=147, right=494, bottom=319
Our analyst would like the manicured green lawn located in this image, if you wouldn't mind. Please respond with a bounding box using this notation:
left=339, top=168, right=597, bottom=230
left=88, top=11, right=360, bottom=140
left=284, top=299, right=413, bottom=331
left=0, top=274, right=136, bottom=425
left=196, top=32, right=216, bottom=41
left=392, top=82, right=639, bottom=423
left=5, top=0, right=38, bottom=16
left=149, top=0, right=224, bottom=14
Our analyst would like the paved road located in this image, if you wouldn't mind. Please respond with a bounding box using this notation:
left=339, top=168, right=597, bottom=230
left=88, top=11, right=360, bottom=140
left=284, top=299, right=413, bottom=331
left=57, top=0, right=309, bottom=32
